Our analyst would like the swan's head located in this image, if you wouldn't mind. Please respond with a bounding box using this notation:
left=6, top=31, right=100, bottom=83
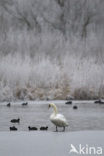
left=48, top=103, right=58, bottom=114
left=48, top=103, right=55, bottom=108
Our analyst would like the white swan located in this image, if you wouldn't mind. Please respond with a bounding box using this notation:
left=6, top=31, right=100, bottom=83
left=48, top=103, right=68, bottom=131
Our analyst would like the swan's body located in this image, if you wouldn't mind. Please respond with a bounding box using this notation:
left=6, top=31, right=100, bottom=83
left=49, top=103, right=68, bottom=131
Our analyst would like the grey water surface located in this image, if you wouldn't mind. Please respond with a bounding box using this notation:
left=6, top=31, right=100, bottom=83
left=0, top=101, right=104, bottom=132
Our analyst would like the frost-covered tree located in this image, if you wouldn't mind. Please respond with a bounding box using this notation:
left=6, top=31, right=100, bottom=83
left=0, top=0, right=104, bottom=100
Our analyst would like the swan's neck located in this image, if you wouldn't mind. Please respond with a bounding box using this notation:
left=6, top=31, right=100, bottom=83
left=52, top=104, right=58, bottom=115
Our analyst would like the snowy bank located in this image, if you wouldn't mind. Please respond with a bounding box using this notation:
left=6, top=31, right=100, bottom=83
left=0, top=131, right=104, bottom=156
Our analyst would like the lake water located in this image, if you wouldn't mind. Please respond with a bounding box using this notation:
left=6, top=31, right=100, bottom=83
left=0, top=131, right=104, bottom=156
left=0, top=100, right=104, bottom=132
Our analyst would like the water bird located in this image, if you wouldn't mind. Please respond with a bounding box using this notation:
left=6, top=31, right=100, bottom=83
left=94, top=99, right=104, bottom=104
left=7, top=103, right=11, bottom=107
left=10, top=126, right=17, bottom=131
left=22, top=102, right=28, bottom=106
left=11, top=118, right=20, bottom=123
left=65, top=101, right=72, bottom=104
left=73, top=105, right=78, bottom=109
left=28, top=126, right=38, bottom=131
left=40, top=126, right=48, bottom=131
left=48, top=103, right=68, bottom=132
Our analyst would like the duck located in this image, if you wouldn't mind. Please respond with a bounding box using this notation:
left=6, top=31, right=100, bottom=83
left=28, top=126, right=38, bottom=131
left=65, top=101, right=72, bottom=104
left=10, top=126, right=17, bottom=131
left=94, top=99, right=104, bottom=104
left=7, top=103, right=11, bottom=107
left=22, top=102, right=28, bottom=106
left=73, top=105, right=78, bottom=109
left=48, top=103, right=68, bottom=132
left=94, top=99, right=101, bottom=104
left=10, top=118, right=20, bottom=123
left=40, top=126, right=48, bottom=131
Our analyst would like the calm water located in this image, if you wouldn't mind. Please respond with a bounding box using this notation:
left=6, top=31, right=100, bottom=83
left=0, top=100, right=104, bottom=131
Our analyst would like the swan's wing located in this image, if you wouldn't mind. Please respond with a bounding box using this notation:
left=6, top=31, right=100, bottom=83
left=56, top=114, right=67, bottom=121
left=53, top=114, right=68, bottom=127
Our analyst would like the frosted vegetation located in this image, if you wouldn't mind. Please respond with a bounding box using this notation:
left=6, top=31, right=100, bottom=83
left=0, top=0, right=104, bottom=101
